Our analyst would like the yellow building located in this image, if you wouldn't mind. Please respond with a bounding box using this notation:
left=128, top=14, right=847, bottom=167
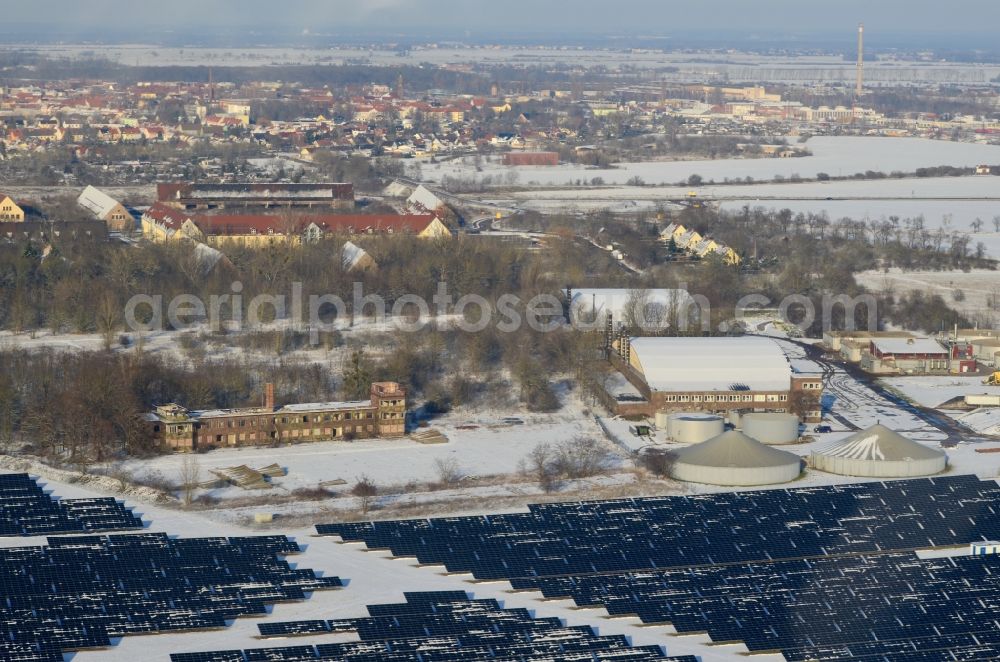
left=141, top=203, right=193, bottom=242
left=180, top=212, right=453, bottom=248
left=0, top=194, right=25, bottom=222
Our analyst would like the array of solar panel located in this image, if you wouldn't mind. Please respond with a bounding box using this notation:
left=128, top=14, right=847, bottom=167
left=317, top=475, right=1000, bottom=579
left=0, top=533, right=342, bottom=661
left=314, top=475, right=1000, bottom=661
left=171, top=591, right=699, bottom=662
left=519, top=552, right=1000, bottom=661
left=0, top=472, right=142, bottom=536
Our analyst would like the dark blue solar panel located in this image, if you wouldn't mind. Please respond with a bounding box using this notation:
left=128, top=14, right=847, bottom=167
left=0, top=472, right=143, bottom=536
left=173, top=592, right=695, bottom=662
left=0, top=533, right=341, bottom=661
left=313, top=475, right=1000, bottom=661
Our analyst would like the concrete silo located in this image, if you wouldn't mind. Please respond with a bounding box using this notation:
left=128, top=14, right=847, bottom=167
left=742, top=413, right=801, bottom=445
left=667, top=412, right=725, bottom=444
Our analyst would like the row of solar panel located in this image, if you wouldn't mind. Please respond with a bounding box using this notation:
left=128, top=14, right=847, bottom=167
left=0, top=532, right=341, bottom=662
left=172, top=592, right=699, bottom=662
left=515, top=551, right=1000, bottom=659
left=314, top=475, right=1000, bottom=661
left=317, top=475, right=1000, bottom=580
left=0, top=472, right=143, bottom=536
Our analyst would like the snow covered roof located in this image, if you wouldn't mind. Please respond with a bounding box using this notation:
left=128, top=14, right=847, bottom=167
left=406, top=185, right=445, bottom=212
left=340, top=241, right=374, bottom=272
left=383, top=180, right=415, bottom=198
left=629, top=336, right=791, bottom=392
left=570, top=288, right=693, bottom=326
left=673, top=430, right=801, bottom=469
left=872, top=337, right=946, bottom=355
left=280, top=400, right=373, bottom=413
left=77, top=185, right=123, bottom=218
left=192, top=242, right=226, bottom=276
left=194, top=400, right=373, bottom=419
left=814, top=425, right=945, bottom=462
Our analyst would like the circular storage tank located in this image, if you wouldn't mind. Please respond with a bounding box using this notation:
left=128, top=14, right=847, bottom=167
left=742, top=413, right=801, bottom=445
left=670, top=430, right=802, bottom=486
left=810, top=424, right=947, bottom=478
left=667, top=413, right=725, bottom=444
left=654, top=411, right=671, bottom=430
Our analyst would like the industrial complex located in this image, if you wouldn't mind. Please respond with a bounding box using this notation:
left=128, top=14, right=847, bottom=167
left=607, top=335, right=823, bottom=422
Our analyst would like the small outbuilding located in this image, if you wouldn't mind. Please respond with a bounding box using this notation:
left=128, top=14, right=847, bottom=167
left=809, top=424, right=947, bottom=478
left=670, top=430, right=803, bottom=486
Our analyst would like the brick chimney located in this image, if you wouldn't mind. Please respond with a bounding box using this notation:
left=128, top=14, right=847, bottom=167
left=264, top=383, right=275, bottom=411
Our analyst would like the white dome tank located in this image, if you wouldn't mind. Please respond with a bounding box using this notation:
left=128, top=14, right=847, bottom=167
left=742, top=413, right=801, bottom=445
left=668, top=412, right=725, bottom=444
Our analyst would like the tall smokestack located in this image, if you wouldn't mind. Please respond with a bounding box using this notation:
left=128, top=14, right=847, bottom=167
left=855, top=23, right=864, bottom=100
left=264, top=383, right=275, bottom=411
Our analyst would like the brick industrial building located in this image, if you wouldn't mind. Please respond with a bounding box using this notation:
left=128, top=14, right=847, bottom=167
left=157, top=182, right=355, bottom=211
left=148, top=382, right=406, bottom=452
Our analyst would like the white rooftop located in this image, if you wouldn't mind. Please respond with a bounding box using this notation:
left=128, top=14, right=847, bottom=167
left=407, top=184, right=445, bottom=211
left=629, top=336, right=791, bottom=392
left=77, top=185, right=122, bottom=218
left=872, top=337, right=946, bottom=355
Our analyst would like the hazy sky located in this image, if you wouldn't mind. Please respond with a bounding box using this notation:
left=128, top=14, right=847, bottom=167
left=2, top=0, right=998, bottom=39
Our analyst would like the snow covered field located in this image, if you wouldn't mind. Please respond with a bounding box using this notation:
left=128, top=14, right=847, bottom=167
left=882, top=375, right=991, bottom=409
left=15, top=44, right=999, bottom=82
left=429, top=137, right=1000, bottom=187
left=123, top=405, right=614, bottom=498
left=855, top=269, right=1000, bottom=319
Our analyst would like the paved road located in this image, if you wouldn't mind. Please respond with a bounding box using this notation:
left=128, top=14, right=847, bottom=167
left=795, top=341, right=978, bottom=447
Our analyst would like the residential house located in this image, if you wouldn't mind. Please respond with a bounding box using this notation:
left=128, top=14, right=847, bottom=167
left=0, top=193, right=25, bottom=222
left=77, top=185, right=134, bottom=232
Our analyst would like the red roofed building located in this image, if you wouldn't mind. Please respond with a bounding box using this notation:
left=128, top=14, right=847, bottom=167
left=182, top=212, right=451, bottom=247
left=140, top=203, right=196, bottom=241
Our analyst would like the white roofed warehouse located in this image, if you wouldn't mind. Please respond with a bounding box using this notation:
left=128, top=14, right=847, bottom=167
left=77, top=185, right=134, bottom=232
left=606, top=336, right=823, bottom=422
left=810, top=424, right=947, bottom=478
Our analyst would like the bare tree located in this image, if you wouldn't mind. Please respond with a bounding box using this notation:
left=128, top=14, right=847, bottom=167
left=351, top=475, right=379, bottom=515
left=96, top=293, right=120, bottom=351
left=433, top=457, right=464, bottom=488
left=522, top=443, right=557, bottom=493
left=551, top=436, right=614, bottom=479
left=637, top=449, right=677, bottom=477
left=178, top=455, right=201, bottom=507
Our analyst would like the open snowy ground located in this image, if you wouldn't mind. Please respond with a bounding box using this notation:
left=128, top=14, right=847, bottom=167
left=855, top=269, right=1000, bottom=320
left=428, top=137, right=1000, bottom=187
left=121, top=401, right=615, bottom=500
left=881, top=375, right=993, bottom=409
